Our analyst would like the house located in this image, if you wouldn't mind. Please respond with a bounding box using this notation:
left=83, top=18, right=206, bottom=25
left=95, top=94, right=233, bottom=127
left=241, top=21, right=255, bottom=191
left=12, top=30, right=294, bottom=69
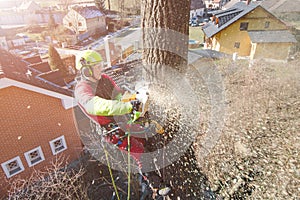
left=202, top=1, right=297, bottom=61
left=18, top=1, right=41, bottom=13
left=63, top=6, right=106, bottom=41
left=261, top=0, right=300, bottom=13
left=204, top=0, right=226, bottom=9
left=8, top=35, right=26, bottom=48
left=190, top=0, right=205, bottom=20
left=222, top=0, right=262, bottom=10
left=103, top=0, right=141, bottom=15
left=260, top=0, right=300, bottom=55
left=28, top=61, right=52, bottom=73
left=0, top=49, right=82, bottom=198
left=23, top=55, right=43, bottom=64
left=211, top=0, right=222, bottom=9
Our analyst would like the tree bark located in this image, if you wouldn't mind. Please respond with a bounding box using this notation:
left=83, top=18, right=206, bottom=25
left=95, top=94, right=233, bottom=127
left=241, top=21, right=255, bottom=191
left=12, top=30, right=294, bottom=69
left=141, top=0, right=190, bottom=73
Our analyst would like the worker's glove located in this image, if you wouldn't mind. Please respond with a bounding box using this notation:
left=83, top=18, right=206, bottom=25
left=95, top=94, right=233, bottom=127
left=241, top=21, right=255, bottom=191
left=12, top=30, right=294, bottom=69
left=132, top=111, right=141, bottom=122
left=130, top=100, right=141, bottom=113
left=127, top=110, right=141, bottom=124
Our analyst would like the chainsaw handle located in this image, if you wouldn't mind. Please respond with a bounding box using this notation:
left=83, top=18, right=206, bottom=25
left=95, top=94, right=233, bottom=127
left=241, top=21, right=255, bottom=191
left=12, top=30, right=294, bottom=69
left=130, top=100, right=141, bottom=112
left=122, top=85, right=135, bottom=94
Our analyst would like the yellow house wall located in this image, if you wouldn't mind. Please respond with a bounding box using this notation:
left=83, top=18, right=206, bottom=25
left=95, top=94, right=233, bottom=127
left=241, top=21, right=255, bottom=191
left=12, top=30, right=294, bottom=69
left=245, top=7, right=287, bottom=30
left=212, top=35, right=221, bottom=51
left=216, top=22, right=252, bottom=56
left=212, top=6, right=288, bottom=57
left=252, top=43, right=292, bottom=60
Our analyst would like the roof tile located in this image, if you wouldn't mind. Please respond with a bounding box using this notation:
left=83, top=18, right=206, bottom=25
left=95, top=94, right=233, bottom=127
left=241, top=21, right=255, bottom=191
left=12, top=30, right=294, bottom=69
left=203, top=2, right=260, bottom=37
left=248, top=30, right=298, bottom=43
left=73, top=6, right=104, bottom=19
left=0, top=48, right=73, bottom=96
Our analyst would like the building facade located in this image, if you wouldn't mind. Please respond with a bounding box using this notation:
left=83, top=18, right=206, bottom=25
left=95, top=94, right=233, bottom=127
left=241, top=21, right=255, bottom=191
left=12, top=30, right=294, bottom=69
left=202, top=1, right=297, bottom=61
left=0, top=49, right=82, bottom=198
left=63, top=6, right=106, bottom=39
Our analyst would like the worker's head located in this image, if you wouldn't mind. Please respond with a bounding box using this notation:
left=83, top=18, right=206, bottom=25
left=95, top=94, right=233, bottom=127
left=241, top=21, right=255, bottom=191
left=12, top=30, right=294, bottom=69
left=76, top=50, right=104, bottom=81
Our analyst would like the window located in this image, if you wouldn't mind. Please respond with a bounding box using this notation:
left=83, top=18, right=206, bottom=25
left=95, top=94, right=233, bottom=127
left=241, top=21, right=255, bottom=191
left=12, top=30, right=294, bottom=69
left=78, top=22, right=82, bottom=26
left=1, top=156, right=25, bottom=178
left=240, top=22, right=248, bottom=31
left=234, top=42, right=240, bottom=48
left=265, top=21, right=270, bottom=28
left=24, top=146, right=45, bottom=167
left=49, top=136, right=67, bottom=155
left=68, top=22, right=72, bottom=27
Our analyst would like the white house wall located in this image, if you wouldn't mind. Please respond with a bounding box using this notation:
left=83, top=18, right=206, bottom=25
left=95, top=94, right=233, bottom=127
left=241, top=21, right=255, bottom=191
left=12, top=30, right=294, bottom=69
left=63, top=10, right=106, bottom=36
left=63, top=10, right=87, bottom=34
left=190, top=8, right=205, bottom=19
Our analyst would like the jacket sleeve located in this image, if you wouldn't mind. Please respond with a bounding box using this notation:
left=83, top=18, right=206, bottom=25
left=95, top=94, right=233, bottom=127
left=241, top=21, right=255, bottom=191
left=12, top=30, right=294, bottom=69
left=75, top=81, right=132, bottom=116
left=103, top=74, right=124, bottom=100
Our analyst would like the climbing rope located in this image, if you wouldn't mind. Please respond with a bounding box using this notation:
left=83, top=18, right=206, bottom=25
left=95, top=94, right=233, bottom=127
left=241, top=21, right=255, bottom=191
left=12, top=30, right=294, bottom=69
left=103, top=143, right=120, bottom=200
left=126, top=131, right=131, bottom=200
left=96, top=116, right=163, bottom=200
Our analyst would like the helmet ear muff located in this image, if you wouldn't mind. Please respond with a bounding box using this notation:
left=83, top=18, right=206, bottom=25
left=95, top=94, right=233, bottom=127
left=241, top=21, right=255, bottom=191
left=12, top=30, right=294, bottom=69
left=80, top=57, right=90, bottom=66
left=80, top=57, right=93, bottom=79
left=81, top=67, right=93, bottom=79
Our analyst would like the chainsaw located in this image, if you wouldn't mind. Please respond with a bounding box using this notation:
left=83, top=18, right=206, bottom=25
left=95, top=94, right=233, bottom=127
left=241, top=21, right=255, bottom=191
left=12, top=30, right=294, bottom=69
left=121, top=82, right=164, bottom=134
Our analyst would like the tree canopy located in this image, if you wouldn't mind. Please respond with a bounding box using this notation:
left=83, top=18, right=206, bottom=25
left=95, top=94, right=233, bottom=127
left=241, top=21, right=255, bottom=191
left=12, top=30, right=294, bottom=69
left=48, top=44, right=68, bottom=77
left=94, top=0, right=106, bottom=11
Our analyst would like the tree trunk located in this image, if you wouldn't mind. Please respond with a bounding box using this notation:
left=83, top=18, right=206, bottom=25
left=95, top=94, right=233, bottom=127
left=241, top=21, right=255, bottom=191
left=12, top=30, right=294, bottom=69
left=141, top=0, right=190, bottom=73
left=140, top=2, right=217, bottom=199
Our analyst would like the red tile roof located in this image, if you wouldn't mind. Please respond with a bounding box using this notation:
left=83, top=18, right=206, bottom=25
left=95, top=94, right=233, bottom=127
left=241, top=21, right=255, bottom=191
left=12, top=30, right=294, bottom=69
left=0, top=48, right=74, bottom=96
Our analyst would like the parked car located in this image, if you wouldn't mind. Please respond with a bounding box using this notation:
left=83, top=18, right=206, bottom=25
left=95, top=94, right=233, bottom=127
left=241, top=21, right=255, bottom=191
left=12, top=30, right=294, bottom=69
left=190, top=16, right=200, bottom=25
left=198, top=18, right=210, bottom=26
left=191, top=22, right=199, bottom=27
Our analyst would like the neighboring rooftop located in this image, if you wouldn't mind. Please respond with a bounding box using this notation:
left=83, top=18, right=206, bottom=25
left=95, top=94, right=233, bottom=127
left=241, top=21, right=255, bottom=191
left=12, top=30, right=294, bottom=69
left=23, top=55, right=42, bottom=64
left=261, top=0, right=300, bottom=13
left=0, top=48, right=140, bottom=97
left=72, top=5, right=104, bottom=19
left=202, top=2, right=261, bottom=38
left=0, top=48, right=75, bottom=96
left=18, top=1, right=40, bottom=10
left=248, top=30, right=298, bottom=43
left=190, top=0, right=205, bottom=10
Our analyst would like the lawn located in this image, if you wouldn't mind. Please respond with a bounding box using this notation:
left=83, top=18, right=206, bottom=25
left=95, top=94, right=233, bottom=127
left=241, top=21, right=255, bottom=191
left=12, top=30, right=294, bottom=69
left=189, top=26, right=204, bottom=42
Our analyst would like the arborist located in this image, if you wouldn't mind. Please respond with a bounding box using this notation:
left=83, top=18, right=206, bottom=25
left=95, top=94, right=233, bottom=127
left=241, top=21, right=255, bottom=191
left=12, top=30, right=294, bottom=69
left=74, top=50, right=171, bottom=199
left=74, top=49, right=144, bottom=161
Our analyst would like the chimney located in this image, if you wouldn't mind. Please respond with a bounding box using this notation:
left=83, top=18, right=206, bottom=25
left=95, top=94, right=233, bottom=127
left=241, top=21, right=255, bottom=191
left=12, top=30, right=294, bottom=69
left=246, top=0, right=251, bottom=5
